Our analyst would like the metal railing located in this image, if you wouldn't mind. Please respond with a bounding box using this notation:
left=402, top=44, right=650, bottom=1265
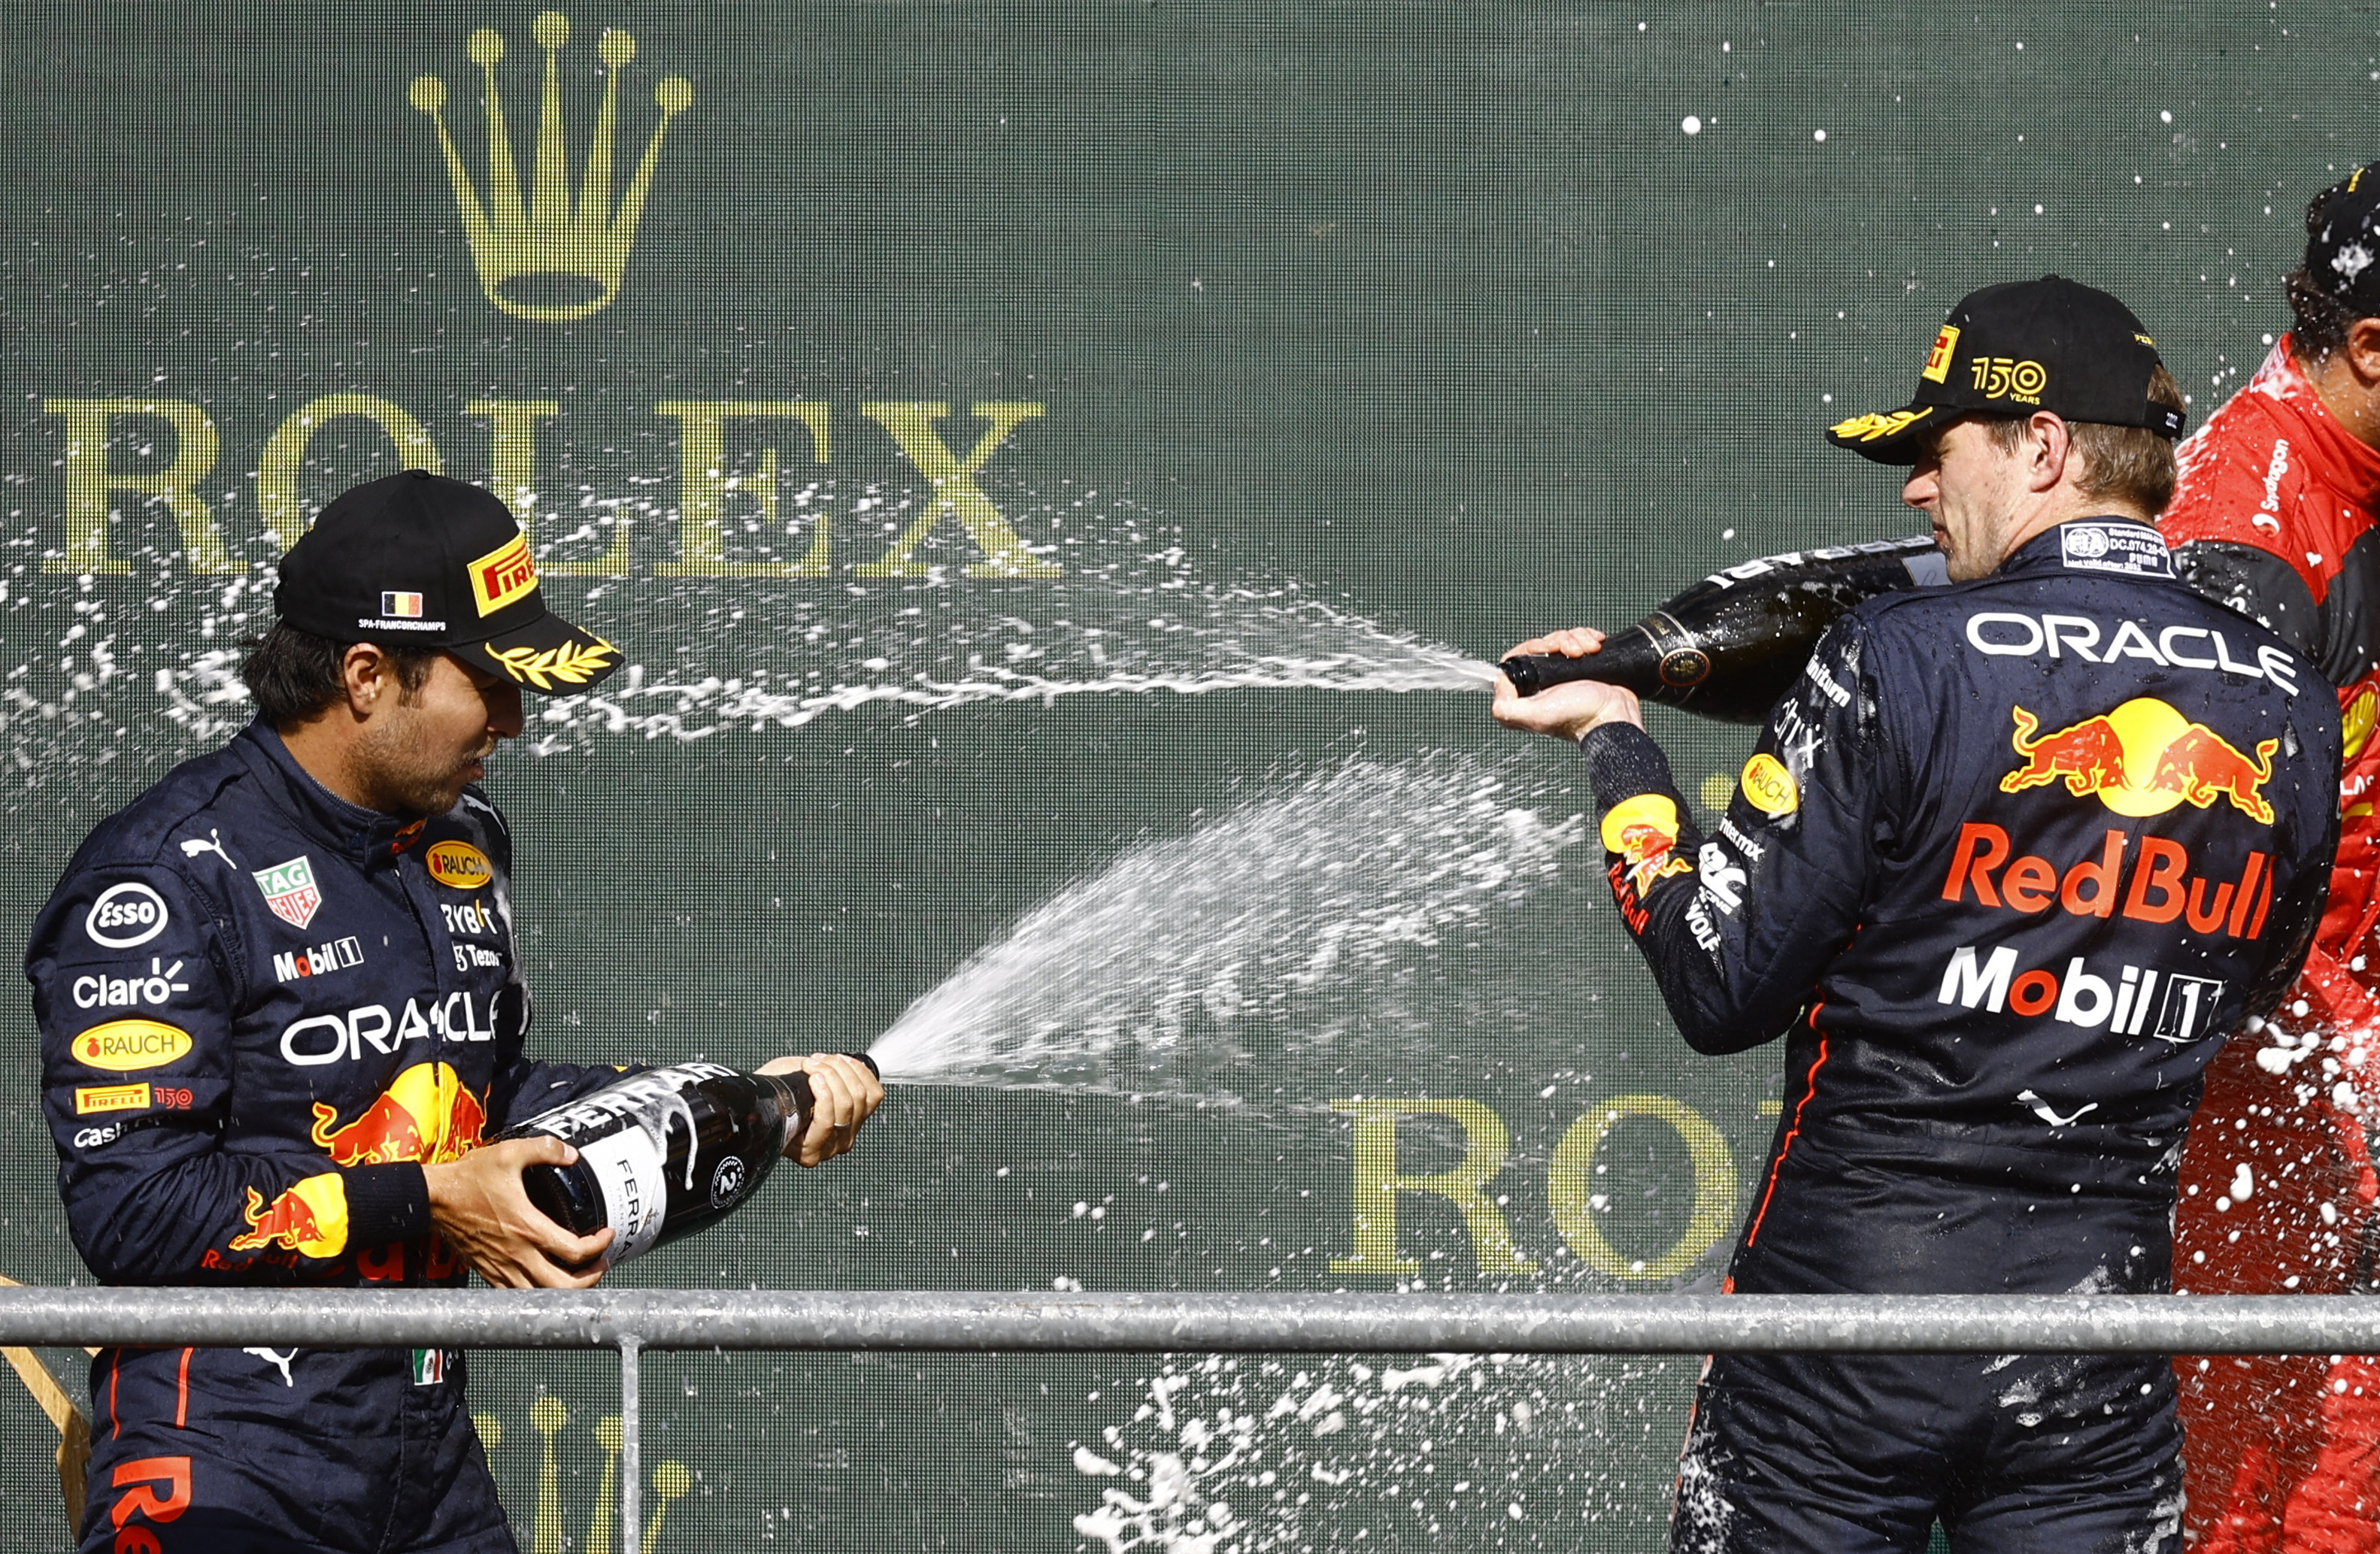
left=14, top=1288, right=2380, bottom=1537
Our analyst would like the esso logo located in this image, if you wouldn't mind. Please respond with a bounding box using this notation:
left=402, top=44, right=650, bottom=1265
left=85, top=883, right=170, bottom=949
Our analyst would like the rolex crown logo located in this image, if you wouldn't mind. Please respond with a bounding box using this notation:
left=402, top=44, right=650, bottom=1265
left=409, top=11, right=693, bottom=323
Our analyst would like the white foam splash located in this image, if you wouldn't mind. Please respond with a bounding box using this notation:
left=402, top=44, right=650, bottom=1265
left=867, top=756, right=1586, bottom=1091
left=1070, top=1353, right=1680, bottom=1552
left=3, top=510, right=1496, bottom=776
left=520, top=574, right=1493, bottom=751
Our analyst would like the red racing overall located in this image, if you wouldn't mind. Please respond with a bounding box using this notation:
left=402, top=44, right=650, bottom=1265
left=2163, top=337, right=2380, bottom=1552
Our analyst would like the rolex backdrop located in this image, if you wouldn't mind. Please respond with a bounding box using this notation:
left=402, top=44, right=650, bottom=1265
left=0, top=4, right=2360, bottom=1550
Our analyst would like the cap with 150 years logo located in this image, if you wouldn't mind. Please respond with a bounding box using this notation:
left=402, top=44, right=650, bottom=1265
left=1826, top=274, right=2187, bottom=465
left=273, top=470, right=622, bottom=694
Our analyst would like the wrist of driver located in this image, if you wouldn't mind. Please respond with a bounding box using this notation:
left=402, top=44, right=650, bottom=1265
left=1578, top=722, right=1675, bottom=809
left=344, top=1162, right=432, bottom=1246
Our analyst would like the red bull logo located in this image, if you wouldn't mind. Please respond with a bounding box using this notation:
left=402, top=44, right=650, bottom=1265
left=1600, top=794, right=1693, bottom=899
left=1942, top=823, right=2275, bottom=940
left=2000, top=699, right=2276, bottom=824
left=227, top=1172, right=347, bottom=1258
left=2147, top=726, right=2278, bottom=825
left=310, top=1062, right=487, bottom=1166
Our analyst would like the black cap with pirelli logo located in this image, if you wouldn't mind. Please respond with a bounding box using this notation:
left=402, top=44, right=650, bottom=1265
left=273, top=470, right=622, bottom=694
left=1826, top=275, right=2187, bottom=465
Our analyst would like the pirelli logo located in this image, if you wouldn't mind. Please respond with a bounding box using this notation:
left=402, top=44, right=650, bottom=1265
left=76, top=1082, right=151, bottom=1116
left=468, top=532, right=539, bottom=618
left=1921, top=323, right=1960, bottom=383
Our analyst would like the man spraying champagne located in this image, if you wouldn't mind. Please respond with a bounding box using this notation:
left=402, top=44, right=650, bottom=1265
left=1493, top=276, right=2340, bottom=1553
left=1511, top=173, right=2380, bottom=1549
left=27, top=472, right=884, bottom=1554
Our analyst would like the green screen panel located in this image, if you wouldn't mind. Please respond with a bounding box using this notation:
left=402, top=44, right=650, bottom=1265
left=0, top=3, right=2366, bottom=1549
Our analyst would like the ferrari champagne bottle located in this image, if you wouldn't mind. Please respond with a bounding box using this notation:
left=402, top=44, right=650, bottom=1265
left=505, top=1059, right=868, bottom=1267
left=1500, top=535, right=1945, bottom=724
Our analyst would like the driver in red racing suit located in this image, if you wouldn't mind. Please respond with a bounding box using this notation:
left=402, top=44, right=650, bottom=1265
left=2161, top=164, right=2380, bottom=1552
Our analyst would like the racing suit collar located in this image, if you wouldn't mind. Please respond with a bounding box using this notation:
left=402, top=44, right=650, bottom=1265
left=2262, top=335, right=2380, bottom=513
left=2000, top=518, right=2175, bottom=580
left=233, top=721, right=432, bottom=865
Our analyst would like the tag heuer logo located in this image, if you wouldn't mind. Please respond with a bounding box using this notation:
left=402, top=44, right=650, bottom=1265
left=254, top=856, right=324, bottom=931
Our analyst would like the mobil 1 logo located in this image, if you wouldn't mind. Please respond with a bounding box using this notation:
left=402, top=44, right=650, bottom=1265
left=1939, top=944, right=2225, bottom=1044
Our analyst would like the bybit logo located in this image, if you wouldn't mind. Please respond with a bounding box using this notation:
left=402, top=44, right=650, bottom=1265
left=410, top=12, right=693, bottom=322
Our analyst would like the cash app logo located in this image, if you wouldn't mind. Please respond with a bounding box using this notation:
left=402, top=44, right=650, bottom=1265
left=410, top=11, right=693, bottom=321
left=478, top=1397, right=691, bottom=1554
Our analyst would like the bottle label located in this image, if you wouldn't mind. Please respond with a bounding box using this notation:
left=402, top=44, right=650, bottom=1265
left=517, top=1061, right=735, bottom=1197
left=575, top=1125, right=670, bottom=1264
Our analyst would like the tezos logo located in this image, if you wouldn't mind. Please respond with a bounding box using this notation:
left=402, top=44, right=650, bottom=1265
left=710, top=1155, right=747, bottom=1208
left=85, top=883, right=169, bottom=949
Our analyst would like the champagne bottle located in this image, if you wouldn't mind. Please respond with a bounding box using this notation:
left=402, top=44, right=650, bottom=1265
left=502, top=1056, right=875, bottom=1268
left=1500, top=535, right=1947, bottom=724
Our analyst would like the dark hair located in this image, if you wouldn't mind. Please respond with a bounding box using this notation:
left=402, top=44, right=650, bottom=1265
left=239, top=623, right=441, bottom=729
left=2287, top=265, right=2359, bottom=362
left=1976, top=363, right=2187, bottom=516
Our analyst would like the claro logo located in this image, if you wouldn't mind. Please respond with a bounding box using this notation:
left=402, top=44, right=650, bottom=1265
left=1942, top=823, right=2275, bottom=940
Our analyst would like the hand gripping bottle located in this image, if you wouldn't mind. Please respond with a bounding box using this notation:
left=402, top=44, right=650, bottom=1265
left=1499, top=535, right=1946, bottom=724
left=502, top=1057, right=873, bottom=1268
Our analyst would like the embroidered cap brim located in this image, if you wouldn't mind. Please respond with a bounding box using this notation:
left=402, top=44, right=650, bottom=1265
left=1825, top=404, right=1940, bottom=465
left=453, top=615, right=622, bottom=695
left=277, top=471, right=626, bottom=696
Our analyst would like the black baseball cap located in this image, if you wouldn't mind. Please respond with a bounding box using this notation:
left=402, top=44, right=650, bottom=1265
left=1827, top=275, right=2187, bottom=464
left=2303, top=163, right=2380, bottom=317
left=274, top=471, right=623, bottom=694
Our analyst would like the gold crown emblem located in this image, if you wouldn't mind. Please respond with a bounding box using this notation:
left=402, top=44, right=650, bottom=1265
left=478, top=1398, right=691, bottom=1554
left=409, top=12, right=693, bottom=322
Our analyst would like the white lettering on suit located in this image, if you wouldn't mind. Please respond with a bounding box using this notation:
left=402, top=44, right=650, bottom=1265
left=278, top=993, right=497, bottom=1065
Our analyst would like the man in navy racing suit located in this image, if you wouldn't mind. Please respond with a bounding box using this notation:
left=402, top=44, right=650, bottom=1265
left=1495, top=277, right=2340, bottom=1552
left=28, top=471, right=884, bottom=1553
